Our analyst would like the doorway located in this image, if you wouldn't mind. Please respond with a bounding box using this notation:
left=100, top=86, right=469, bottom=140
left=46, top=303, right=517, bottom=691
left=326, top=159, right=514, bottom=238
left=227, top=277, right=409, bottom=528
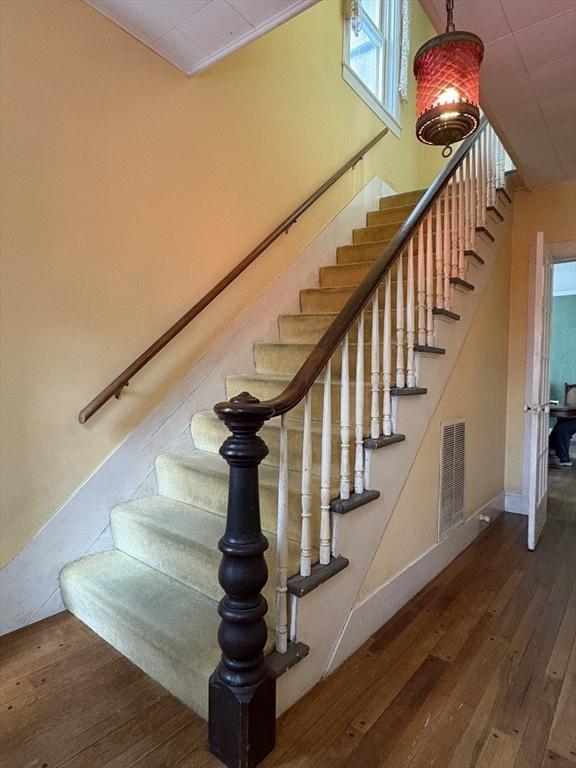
left=548, top=259, right=576, bottom=521
left=523, top=238, right=576, bottom=549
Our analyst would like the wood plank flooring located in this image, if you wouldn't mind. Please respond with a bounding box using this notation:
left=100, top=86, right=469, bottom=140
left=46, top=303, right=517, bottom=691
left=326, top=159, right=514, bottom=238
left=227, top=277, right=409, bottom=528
left=1, top=511, right=575, bottom=768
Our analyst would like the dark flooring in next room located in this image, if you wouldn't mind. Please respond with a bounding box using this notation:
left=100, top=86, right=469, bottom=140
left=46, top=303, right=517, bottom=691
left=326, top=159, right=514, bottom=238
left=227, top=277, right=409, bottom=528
left=548, top=443, right=576, bottom=523
left=1, top=506, right=575, bottom=767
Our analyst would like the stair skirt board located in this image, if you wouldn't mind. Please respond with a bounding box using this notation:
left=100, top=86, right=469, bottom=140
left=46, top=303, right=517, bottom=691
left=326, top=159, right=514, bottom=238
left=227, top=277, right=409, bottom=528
left=56, top=183, right=511, bottom=726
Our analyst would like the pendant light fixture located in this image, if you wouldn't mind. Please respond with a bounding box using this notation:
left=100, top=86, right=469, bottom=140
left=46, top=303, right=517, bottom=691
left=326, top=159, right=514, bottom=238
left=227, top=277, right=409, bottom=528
left=414, top=0, right=484, bottom=156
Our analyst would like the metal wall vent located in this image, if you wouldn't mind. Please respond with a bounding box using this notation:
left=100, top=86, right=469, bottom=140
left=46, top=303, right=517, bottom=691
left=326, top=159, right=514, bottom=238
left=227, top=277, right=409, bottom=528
left=438, top=420, right=466, bottom=540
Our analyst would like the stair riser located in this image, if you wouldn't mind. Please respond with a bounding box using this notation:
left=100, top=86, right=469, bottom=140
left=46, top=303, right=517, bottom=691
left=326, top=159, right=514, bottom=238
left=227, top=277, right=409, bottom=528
left=353, top=223, right=401, bottom=244
left=379, top=191, right=425, bottom=209
left=254, top=342, right=401, bottom=378
left=279, top=311, right=399, bottom=344
left=192, top=411, right=351, bottom=476
left=366, top=205, right=418, bottom=226
left=318, top=259, right=409, bottom=290
left=337, top=245, right=466, bottom=271
left=156, top=455, right=326, bottom=543
left=366, top=208, right=438, bottom=228
left=320, top=263, right=372, bottom=287
left=301, top=284, right=405, bottom=314
left=226, top=376, right=395, bottom=428
left=61, top=577, right=212, bottom=719
left=111, top=510, right=301, bottom=610
left=353, top=223, right=440, bottom=245
left=337, top=242, right=391, bottom=264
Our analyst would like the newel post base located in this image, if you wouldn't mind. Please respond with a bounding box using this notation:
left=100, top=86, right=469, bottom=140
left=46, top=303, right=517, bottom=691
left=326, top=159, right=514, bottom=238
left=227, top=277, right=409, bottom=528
left=208, top=392, right=277, bottom=768
left=209, top=669, right=276, bottom=768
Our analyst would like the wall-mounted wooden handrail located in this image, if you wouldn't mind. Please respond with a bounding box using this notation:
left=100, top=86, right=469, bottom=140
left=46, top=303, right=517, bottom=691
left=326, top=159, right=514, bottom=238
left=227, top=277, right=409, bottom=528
left=78, top=128, right=389, bottom=423
left=215, top=119, right=487, bottom=422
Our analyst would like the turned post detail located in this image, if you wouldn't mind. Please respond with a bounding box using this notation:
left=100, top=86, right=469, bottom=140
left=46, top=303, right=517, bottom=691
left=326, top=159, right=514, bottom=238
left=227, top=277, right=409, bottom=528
left=209, top=392, right=276, bottom=768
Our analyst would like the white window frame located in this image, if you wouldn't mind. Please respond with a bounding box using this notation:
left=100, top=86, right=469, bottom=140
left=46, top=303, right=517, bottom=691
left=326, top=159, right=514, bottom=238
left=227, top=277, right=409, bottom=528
left=342, top=0, right=403, bottom=136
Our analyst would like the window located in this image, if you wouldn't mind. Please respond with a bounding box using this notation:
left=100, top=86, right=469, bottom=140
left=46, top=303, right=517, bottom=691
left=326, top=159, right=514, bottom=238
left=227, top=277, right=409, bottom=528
left=343, top=0, right=407, bottom=134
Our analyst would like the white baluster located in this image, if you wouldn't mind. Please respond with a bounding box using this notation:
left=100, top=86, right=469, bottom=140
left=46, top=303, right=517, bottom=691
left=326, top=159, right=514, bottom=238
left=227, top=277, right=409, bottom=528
left=491, top=127, right=498, bottom=207
left=443, top=186, right=451, bottom=311
left=289, top=594, right=298, bottom=643
left=340, top=335, right=350, bottom=500
left=275, top=414, right=288, bottom=653
left=494, top=131, right=502, bottom=191
left=475, top=139, right=483, bottom=233
left=487, top=126, right=492, bottom=207
left=354, top=313, right=365, bottom=494
left=370, top=292, right=380, bottom=438
left=458, top=163, right=466, bottom=279
left=464, top=151, right=471, bottom=253
left=451, top=172, right=458, bottom=280
left=406, top=237, right=415, bottom=388
left=435, top=196, right=443, bottom=309
left=488, top=126, right=495, bottom=207
left=497, top=136, right=505, bottom=190
left=396, top=255, right=405, bottom=389
left=486, top=129, right=492, bottom=215
left=417, top=222, right=426, bottom=346
left=320, top=361, right=332, bottom=565
left=471, top=144, right=478, bottom=252
left=300, top=390, right=312, bottom=577
left=480, top=130, right=487, bottom=225
left=426, top=211, right=434, bottom=347
left=382, top=274, right=392, bottom=435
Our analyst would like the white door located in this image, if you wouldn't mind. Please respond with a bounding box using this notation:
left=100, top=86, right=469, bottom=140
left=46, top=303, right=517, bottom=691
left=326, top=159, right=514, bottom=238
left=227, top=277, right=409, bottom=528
left=523, top=231, right=553, bottom=550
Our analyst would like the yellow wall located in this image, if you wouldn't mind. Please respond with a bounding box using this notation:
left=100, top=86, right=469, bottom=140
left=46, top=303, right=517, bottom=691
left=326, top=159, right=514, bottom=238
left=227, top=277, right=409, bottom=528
left=504, top=181, right=576, bottom=492
left=359, top=231, right=511, bottom=598
left=0, top=0, right=440, bottom=567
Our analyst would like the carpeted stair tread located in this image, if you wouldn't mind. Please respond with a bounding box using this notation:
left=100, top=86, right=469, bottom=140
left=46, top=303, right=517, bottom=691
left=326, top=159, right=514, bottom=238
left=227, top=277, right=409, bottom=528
left=254, top=341, right=395, bottom=377
left=353, top=221, right=405, bottom=244
left=111, top=495, right=304, bottom=605
left=319, top=259, right=411, bottom=288
left=301, top=284, right=395, bottom=314
left=336, top=240, right=392, bottom=264
left=353, top=221, right=439, bottom=245
left=192, top=409, right=350, bottom=476
left=155, top=448, right=338, bottom=541
left=226, top=373, right=370, bottom=421
left=226, top=373, right=415, bottom=426
left=279, top=310, right=399, bottom=344
left=379, top=189, right=426, bottom=209
left=61, top=550, right=274, bottom=719
left=366, top=203, right=418, bottom=226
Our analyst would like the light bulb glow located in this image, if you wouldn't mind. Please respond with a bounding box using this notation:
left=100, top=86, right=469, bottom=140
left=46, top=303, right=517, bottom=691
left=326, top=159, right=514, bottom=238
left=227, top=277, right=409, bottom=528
left=438, top=87, right=460, bottom=105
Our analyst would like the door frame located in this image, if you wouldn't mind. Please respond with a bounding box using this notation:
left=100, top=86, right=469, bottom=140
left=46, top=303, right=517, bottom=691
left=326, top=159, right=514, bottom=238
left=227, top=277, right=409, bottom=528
left=521, top=240, right=576, bottom=533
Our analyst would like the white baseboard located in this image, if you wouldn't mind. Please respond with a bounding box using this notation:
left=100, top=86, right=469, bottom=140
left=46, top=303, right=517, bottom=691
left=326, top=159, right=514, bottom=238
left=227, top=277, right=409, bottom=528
left=504, top=490, right=526, bottom=515
left=0, top=176, right=392, bottom=636
left=327, top=492, right=505, bottom=672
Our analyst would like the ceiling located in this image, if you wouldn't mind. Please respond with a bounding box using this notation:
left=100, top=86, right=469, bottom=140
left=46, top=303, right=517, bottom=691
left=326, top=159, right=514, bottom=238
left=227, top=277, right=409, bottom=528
left=85, top=0, right=318, bottom=76
left=420, top=0, right=576, bottom=188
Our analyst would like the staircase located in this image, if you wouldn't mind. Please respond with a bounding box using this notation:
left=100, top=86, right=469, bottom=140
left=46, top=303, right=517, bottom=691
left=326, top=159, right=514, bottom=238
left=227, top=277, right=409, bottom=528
left=61, top=122, right=511, bottom=766
left=61, top=187, right=428, bottom=718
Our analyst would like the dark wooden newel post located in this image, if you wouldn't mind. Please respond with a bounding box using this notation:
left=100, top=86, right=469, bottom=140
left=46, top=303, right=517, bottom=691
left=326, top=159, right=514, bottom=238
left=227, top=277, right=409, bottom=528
left=209, top=392, right=276, bottom=768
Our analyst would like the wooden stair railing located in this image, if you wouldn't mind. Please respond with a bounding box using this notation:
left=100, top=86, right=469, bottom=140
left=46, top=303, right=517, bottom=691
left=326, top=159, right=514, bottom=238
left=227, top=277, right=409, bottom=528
left=78, top=128, right=388, bottom=424
left=209, top=118, right=511, bottom=768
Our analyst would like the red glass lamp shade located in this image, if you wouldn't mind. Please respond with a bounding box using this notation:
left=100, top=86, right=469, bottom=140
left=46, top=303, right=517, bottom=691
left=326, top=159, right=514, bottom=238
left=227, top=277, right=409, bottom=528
left=414, top=32, right=484, bottom=149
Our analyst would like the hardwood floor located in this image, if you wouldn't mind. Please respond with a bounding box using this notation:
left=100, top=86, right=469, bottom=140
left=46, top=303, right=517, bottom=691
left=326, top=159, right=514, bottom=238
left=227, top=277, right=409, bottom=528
left=1, top=511, right=575, bottom=768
